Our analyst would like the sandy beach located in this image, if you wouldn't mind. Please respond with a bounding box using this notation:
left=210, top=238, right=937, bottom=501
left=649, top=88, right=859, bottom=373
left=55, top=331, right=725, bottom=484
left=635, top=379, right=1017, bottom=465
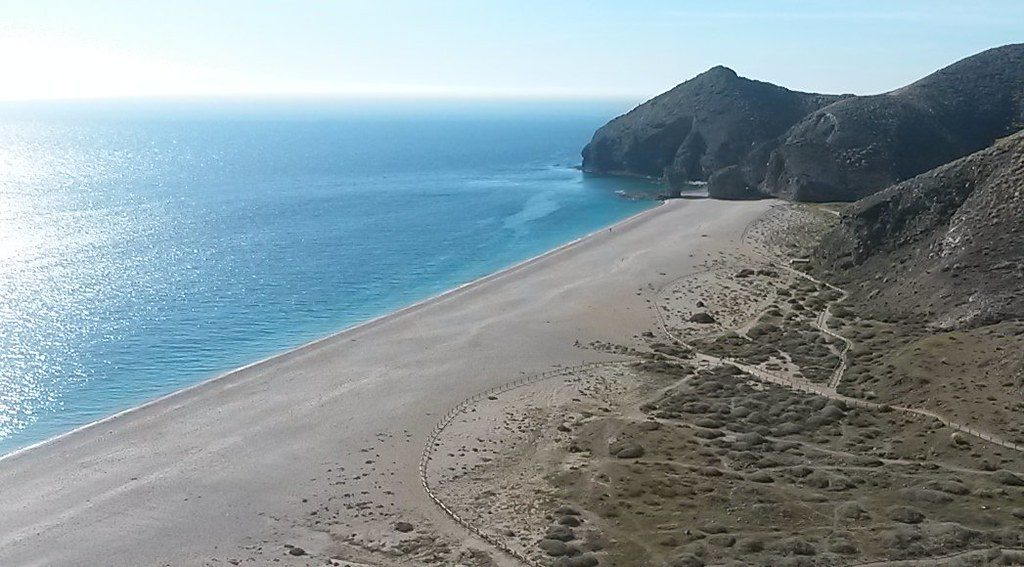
left=0, top=198, right=771, bottom=566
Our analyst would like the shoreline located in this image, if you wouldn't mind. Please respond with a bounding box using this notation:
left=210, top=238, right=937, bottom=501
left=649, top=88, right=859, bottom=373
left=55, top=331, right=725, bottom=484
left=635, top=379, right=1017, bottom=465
left=0, top=197, right=772, bottom=566
left=0, top=200, right=662, bottom=463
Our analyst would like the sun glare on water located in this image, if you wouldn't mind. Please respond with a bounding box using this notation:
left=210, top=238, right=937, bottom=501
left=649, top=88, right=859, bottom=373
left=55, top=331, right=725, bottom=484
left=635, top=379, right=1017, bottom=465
left=0, top=147, right=37, bottom=263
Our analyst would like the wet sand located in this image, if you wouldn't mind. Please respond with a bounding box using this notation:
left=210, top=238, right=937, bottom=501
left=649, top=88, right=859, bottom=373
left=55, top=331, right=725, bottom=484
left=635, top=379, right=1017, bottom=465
left=0, top=198, right=771, bottom=566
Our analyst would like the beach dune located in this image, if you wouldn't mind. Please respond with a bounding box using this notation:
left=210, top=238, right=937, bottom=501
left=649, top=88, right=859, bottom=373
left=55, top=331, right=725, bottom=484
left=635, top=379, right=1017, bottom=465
left=0, top=199, right=769, bottom=566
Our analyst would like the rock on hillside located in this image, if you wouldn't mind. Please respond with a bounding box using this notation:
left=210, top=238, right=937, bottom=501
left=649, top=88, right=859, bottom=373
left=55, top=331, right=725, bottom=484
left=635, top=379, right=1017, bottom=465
left=580, top=66, right=842, bottom=196
left=755, top=43, right=1024, bottom=202
left=814, top=130, right=1024, bottom=329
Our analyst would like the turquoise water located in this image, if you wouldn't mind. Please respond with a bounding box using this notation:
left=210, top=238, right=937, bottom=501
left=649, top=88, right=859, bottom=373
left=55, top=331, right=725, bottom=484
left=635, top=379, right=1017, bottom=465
left=0, top=100, right=656, bottom=455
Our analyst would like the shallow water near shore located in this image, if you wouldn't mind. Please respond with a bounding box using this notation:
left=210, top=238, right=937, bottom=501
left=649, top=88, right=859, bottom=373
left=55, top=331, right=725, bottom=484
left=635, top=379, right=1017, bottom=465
left=0, top=100, right=657, bottom=455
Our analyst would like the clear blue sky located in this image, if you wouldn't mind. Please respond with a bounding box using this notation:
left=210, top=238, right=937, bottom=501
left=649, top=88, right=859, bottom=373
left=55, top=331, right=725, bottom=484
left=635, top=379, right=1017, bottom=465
left=1, top=0, right=1021, bottom=102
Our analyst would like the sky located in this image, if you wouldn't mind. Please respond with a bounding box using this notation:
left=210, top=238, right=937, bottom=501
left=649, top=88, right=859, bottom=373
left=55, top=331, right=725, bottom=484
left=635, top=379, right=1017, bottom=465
left=0, top=0, right=1022, bottom=103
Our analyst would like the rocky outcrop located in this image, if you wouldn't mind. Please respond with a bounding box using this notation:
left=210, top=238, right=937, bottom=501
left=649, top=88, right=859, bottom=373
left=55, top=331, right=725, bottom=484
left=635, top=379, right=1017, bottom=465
left=580, top=66, right=842, bottom=195
left=584, top=44, right=1024, bottom=202
left=758, top=44, right=1024, bottom=202
left=814, top=130, right=1024, bottom=329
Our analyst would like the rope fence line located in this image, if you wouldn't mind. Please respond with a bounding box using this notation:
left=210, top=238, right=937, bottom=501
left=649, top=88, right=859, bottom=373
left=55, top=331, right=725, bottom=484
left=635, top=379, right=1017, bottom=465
left=418, top=360, right=626, bottom=567
left=849, top=546, right=1024, bottom=566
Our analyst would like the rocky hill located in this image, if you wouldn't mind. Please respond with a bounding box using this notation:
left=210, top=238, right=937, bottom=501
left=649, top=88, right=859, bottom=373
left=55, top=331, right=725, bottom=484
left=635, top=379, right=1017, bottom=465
left=814, top=130, right=1024, bottom=330
left=754, top=43, right=1024, bottom=201
left=580, top=66, right=843, bottom=196
left=584, top=44, right=1024, bottom=202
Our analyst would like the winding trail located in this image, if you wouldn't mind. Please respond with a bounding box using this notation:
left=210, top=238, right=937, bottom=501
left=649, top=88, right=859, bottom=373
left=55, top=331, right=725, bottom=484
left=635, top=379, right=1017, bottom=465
left=787, top=262, right=852, bottom=390
left=650, top=206, right=1024, bottom=455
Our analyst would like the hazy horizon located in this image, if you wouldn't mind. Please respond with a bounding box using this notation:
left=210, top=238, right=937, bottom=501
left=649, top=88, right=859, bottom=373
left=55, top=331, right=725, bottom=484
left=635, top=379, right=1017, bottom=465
left=0, top=97, right=646, bottom=125
left=2, top=0, right=1022, bottom=103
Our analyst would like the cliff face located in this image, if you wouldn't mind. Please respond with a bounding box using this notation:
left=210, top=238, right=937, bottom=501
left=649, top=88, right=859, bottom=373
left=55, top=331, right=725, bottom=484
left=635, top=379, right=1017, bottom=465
left=584, top=44, right=1024, bottom=202
left=759, top=44, right=1024, bottom=202
left=813, top=130, right=1024, bottom=329
left=580, top=66, right=842, bottom=194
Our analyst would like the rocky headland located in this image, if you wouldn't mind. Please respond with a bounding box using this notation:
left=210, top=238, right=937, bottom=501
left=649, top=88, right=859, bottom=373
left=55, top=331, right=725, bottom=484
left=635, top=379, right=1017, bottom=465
left=580, top=65, right=843, bottom=197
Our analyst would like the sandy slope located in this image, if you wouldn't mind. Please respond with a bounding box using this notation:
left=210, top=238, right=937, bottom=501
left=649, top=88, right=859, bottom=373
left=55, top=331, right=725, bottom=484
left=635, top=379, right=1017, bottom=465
left=0, top=198, right=770, bottom=566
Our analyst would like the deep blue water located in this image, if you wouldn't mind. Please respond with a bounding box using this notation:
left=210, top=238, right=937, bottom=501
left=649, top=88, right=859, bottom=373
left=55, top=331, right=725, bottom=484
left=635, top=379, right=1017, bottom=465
left=0, top=100, right=656, bottom=455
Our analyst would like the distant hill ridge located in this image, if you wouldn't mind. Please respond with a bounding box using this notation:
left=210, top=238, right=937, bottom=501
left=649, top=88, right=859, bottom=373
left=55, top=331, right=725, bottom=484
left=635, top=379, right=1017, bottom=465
left=582, top=44, right=1024, bottom=202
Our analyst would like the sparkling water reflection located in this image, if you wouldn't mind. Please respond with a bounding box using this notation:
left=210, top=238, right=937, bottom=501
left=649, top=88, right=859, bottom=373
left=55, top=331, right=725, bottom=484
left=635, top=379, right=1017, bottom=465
left=0, top=104, right=657, bottom=454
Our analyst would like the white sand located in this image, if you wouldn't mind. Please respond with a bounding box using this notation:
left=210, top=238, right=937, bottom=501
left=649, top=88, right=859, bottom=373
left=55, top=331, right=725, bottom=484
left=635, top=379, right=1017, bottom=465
left=0, top=198, right=770, bottom=566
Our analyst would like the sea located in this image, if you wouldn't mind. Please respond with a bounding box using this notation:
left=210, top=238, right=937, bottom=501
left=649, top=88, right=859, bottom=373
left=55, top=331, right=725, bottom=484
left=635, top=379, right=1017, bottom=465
left=0, top=99, right=659, bottom=456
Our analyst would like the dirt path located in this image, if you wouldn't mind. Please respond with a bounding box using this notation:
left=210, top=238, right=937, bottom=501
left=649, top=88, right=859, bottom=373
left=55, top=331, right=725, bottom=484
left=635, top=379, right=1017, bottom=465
left=650, top=206, right=1024, bottom=456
